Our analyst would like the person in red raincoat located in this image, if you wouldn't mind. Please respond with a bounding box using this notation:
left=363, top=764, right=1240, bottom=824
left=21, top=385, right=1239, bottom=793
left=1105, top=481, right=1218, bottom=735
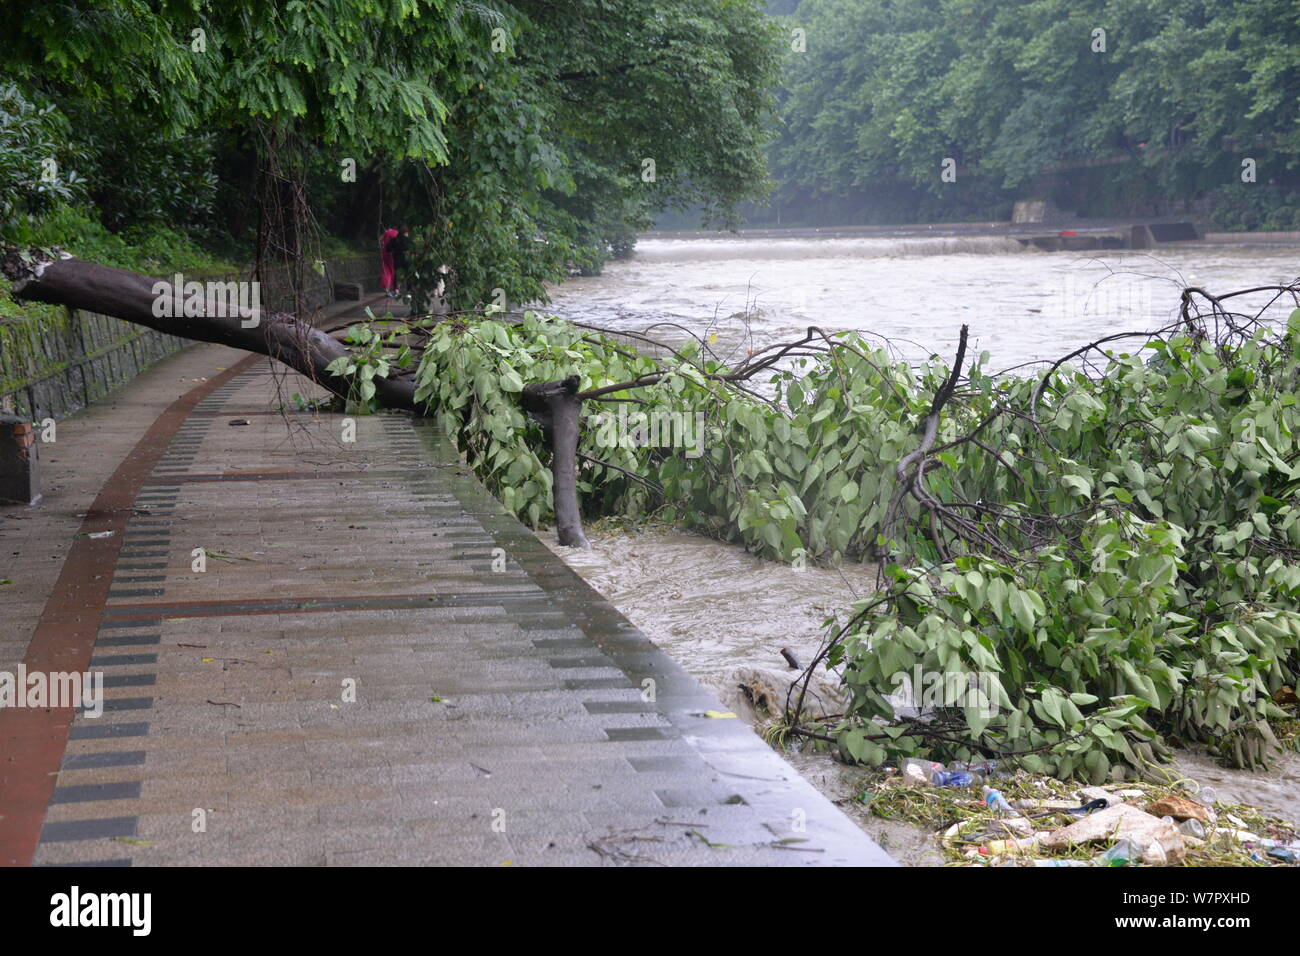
left=379, top=227, right=398, bottom=295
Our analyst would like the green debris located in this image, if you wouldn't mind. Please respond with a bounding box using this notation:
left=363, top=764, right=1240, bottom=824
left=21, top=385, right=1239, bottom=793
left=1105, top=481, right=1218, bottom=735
left=202, top=548, right=252, bottom=563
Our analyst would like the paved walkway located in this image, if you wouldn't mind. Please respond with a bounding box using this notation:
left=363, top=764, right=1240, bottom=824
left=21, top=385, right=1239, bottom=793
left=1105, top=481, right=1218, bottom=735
left=1, top=330, right=892, bottom=866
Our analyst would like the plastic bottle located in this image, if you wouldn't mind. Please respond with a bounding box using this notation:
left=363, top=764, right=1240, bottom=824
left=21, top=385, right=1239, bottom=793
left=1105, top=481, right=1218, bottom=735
left=1192, top=786, right=1217, bottom=807
left=1256, top=838, right=1300, bottom=850
left=979, top=835, right=1040, bottom=855
left=1142, top=841, right=1168, bottom=866
left=902, top=758, right=944, bottom=784
left=955, top=759, right=1009, bottom=783
left=1098, top=838, right=1141, bottom=866
left=982, top=785, right=1015, bottom=815
left=931, top=771, right=975, bottom=787
left=1178, top=818, right=1206, bottom=840
left=1032, top=859, right=1090, bottom=867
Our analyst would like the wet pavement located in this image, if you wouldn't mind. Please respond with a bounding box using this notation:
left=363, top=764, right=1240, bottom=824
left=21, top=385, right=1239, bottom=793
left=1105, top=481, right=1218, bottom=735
left=0, top=330, right=893, bottom=866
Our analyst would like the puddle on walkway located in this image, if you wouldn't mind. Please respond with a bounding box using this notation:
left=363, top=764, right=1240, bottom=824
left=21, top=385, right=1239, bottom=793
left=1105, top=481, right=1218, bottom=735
left=538, top=523, right=1300, bottom=861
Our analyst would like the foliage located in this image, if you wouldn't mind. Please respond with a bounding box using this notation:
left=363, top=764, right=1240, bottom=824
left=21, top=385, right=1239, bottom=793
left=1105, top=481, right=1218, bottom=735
left=0, top=82, right=86, bottom=234
left=1, top=0, right=462, bottom=162
left=1205, top=184, right=1300, bottom=233
left=409, top=290, right=1300, bottom=778
left=811, top=305, right=1300, bottom=778
left=389, top=0, right=784, bottom=308
left=323, top=312, right=415, bottom=413
left=6, top=206, right=231, bottom=275
left=0, top=278, right=66, bottom=323
left=68, top=108, right=219, bottom=234
left=2, top=1, right=782, bottom=300
left=768, top=0, right=1300, bottom=222
left=411, top=310, right=870, bottom=540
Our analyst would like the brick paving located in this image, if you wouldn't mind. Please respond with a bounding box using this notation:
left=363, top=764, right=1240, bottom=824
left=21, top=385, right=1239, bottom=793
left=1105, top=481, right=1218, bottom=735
left=2, top=334, right=893, bottom=866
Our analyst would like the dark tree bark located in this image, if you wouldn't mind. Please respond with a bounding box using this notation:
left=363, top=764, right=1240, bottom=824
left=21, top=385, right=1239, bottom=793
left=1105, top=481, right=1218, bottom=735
left=522, top=376, right=590, bottom=548
left=1, top=250, right=419, bottom=412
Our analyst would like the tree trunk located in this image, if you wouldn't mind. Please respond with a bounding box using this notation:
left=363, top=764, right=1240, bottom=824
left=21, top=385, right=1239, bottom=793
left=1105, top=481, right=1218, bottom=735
left=1, top=250, right=418, bottom=412
left=4, top=249, right=595, bottom=545
left=522, top=376, right=590, bottom=548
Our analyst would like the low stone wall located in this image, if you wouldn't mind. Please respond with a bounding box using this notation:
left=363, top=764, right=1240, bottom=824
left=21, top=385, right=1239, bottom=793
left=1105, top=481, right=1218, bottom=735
left=253, top=253, right=378, bottom=315
left=0, top=307, right=189, bottom=423
left=0, top=254, right=378, bottom=423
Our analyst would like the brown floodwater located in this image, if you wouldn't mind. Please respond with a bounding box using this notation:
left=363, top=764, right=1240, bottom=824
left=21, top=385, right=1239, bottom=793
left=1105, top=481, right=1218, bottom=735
left=546, top=233, right=1300, bottom=370
left=539, top=524, right=872, bottom=691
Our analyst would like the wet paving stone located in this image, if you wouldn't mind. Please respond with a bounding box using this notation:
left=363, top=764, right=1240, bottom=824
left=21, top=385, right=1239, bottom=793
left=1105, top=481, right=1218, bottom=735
left=12, top=346, right=893, bottom=867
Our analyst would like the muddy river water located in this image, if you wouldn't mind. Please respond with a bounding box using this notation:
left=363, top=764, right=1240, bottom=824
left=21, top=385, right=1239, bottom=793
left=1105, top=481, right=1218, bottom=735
left=535, top=232, right=1300, bottom=838
left=547, top=231, right=1300, bottom=370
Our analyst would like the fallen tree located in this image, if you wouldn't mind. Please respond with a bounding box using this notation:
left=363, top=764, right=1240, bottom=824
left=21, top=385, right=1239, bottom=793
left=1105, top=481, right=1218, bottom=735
left=1, top=248, right=420, bottom=411
left=2, top=248, right=809, bottom=548
left=4, top=247, right=840, bottom=550
left=7, top=246, right=1299, bottom=775
left=404, top=282, right=1300, bottom=777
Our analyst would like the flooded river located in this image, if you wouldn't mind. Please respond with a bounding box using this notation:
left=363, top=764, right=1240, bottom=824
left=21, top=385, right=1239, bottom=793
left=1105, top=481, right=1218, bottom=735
left=546, top=232, right=1300, bottom=371
left=536, top=232, right=1300, bottom=842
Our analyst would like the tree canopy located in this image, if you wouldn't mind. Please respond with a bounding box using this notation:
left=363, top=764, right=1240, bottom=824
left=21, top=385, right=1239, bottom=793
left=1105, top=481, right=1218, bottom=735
left=766, top=0, right=1300, bottom=225
left=0, top=0, right=782, bottom=303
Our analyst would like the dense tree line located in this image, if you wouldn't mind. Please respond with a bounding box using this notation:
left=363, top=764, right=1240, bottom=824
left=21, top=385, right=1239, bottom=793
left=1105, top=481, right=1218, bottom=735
left=0, top=1, right=782, bottom=306
left=760, top=0, right=1300, bottom=227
